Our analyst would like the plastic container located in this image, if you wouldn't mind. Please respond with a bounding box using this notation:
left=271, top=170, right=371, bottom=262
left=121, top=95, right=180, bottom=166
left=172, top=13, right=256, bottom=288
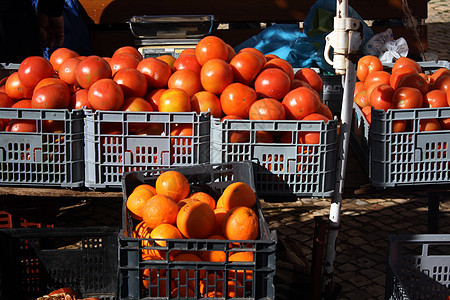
left=321, top=74, right=343, bottom=116
left=119, top=162, right=277, bottom=299
left=0, top=226, right=119, bottom=300
left=0, top=108, right=84, bottom=188
left=84, top=110, right=210, bottom=189
left=350, top=102, right=371, bottom=176
left=210, top=118, right=338, bottom=197
left=370, top=107, right=450, bottom=188
left=385, top=234, right=450, bottom=300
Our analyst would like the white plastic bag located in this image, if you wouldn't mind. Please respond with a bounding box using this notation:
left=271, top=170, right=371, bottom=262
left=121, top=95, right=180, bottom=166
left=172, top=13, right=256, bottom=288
left=362, top=28, right=409, bottom=63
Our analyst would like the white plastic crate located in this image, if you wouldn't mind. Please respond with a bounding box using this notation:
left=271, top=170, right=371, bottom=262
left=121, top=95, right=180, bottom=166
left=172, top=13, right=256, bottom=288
left=84, top=110, right=210, bottom=189
left=210, top=118, right=338, bottom=197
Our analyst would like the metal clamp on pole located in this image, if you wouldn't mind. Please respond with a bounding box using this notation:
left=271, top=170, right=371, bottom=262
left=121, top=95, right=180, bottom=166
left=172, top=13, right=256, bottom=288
left=321, top=0, right=363, bottom=298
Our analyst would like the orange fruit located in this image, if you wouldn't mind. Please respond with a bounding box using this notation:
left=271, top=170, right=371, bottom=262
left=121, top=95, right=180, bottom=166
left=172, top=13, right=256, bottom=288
left=222, top=206, right=259, bottom=243
left=212, top=207, right=228, bottom=235
left=199, top=235, right=227, bottom=262
left=220, top=182, right=256, bottom=210
left=170, top=253, right=204, bottom=291
left=188, top=192, right=216, bottom=210
left=176, top=201, right=215, bottom=239
left=133, top=184, right=157, bottom=195
left=148, top=223, right=183, bottom=259
left=126, top=188, right=155, bottom=220
left=170, top=286, right=195, bottom=298
left=155, top=170, right=190, bottom=203
left=133, top=220, right=151, bottom=238
left=141, top=194, right=179, bottom=229
left=228, top=251, right=254, bottom=289
left=177, top=198, right=198, bottom=209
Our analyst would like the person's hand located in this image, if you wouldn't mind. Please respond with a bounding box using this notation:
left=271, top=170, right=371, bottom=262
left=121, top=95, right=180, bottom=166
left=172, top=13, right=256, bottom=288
left=37, top=12, right=64, bottom=48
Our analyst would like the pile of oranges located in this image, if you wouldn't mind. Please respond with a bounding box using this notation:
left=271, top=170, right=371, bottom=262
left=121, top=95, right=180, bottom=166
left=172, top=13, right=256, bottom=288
left=354, top=55, right=450, bottom=131
left=126, top=170, right=259, bottom=297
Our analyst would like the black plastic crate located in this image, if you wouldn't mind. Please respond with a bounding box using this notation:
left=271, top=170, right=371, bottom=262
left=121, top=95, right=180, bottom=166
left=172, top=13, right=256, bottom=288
left=119, top=162, right=277, bottom=299
left=0, top=227, right=119, bottom=300
left=385, top=234, right=450, bottom=300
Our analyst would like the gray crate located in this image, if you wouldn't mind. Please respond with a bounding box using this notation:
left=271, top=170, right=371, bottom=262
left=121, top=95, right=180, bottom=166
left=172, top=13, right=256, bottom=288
left=119, top=162, right=277, bottom=299
left=84, top=110, right=210, bottom=189
left=371, top=107, right=450, bottom=188
left=385, top=234, right=450, bottom=300
left=0, top=108, right=84, bottom=188
left=210, top=118, right=338, bottom=197
left=350, top=102, right=371, bottom=176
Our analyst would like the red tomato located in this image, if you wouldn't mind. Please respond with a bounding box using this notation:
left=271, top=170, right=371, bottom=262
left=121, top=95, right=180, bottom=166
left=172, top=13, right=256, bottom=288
left=226, top=43, right=236, bottom=62
left=5, top=72, right=33, bottom=100
left=430, top=68, right=450, bottom=83
left=173, top=55, right=202, bottom=74
left=221, top=115, right=250, bottom=143
left=317, top=102, right=333, bottom=120
left=121, top=96, right=154, bottom=112
left=294, top=68, right=323, bottom=94
left=145, top=88, right=165, bottom=111
left=220, top=83, right=257, bottom=119
left=282, top=87, right=321, bottom=120
left=354, top=81, right=365, bottom=97
left=440, top=118, right=450, bottom=130
left=357, top=55, right=383, bottom=82
left=434, top=75, right=450, bottom=93
left=195, top=36, right=229, bottom=66
left=49, top=48, right=79, bottom=72
left=168, top=69, right=202, bottom=97
left=113, top=46, right=143, bottom=61
left=229, top=51, right=263, bottom=85
left=113, top=68, right=148, bottom=98
left=58, top=57, right=81, bottom=86
left=263, top=58, right=294, bottom=80
left=238, top=48, right=267, bottom=66
left=0, top=92, right=14, bottom=107
left=108, top=53, right=140, bottom=75
left=249, top=98, right=286, bottom=120
left=423, top=89, right=448, bottom=108
left=392, top=87, right=423, bottom=109
left=364, top=71, right=390, bottom=90
left=156, top=55, right=176, bottom=69
left=290, top=79, right=312, bottom=90
left=299, top=113, right=329, bottom=144
left=254, top=68, right=291, bottom=100
left=32, top=84, right=71, bottom=109
left=392, top=120, right=407, bottom=133
left=18, top=56, right=54, bottom=89
left=12, top=99, right=32, bottom=108
left=200, top=59, right=234, bottom=95
left=88, top=78, right=124, bottom=111
left=389, top=65, right=418, bottom=89
left=75, top=55, right=112, bottom=89
left=265, top=54, right=279, bottom=61
left=190, top=91, right=223, bottom=118
left=362, top=105, right=372, bottom=124
left=392, top=57, right=422, bottom=74
left=137, top=57, right=172, bottom=89
left=34, top=77, right=69, bottom=93
left=70, top=88, right=92, bottom=110
left=419, top=119, right=441, bottom=131
left=158, top=88, right=191, bottom=112
left=396, top=73, right=429, bottom=95
left=369, top=84, right=394, bottom=111
left=5, top=119, right=36, bottom=132
left=354, top=90, right=370, bottom=108
left=179, top=48, right=196, bottom=57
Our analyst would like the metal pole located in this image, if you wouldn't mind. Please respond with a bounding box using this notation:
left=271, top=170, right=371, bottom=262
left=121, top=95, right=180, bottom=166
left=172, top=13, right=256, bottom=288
left=321, top=0, right=362, bottom=296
